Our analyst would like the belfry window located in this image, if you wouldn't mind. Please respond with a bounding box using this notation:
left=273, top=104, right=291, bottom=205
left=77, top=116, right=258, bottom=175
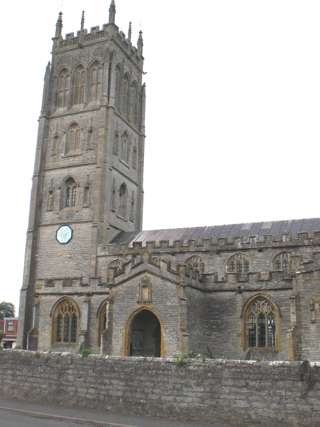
left=129, top=82, right=139, bottom=125
left=121, top=74, right=130, bottom=117
left=53, top=299, right=78, bottom=344
left=115, top=65, right=122, bottom=111
left=57, top=69, right=70, bottom=108
left=89, top=63, right=102, bottom=102
left=72, top=66, right=85, bottom=105
left=64, top=178, right=77, bottom=208
left=227, top=253, right=250, bottom=273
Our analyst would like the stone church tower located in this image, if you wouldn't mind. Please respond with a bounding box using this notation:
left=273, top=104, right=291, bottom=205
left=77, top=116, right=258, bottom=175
left=18, top=0, right=320, bottom=361
left=17, top=1, right=146, bottom=349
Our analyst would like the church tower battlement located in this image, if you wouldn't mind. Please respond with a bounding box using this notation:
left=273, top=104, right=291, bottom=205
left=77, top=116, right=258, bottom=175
left=17, top=1, right=146, bottom=349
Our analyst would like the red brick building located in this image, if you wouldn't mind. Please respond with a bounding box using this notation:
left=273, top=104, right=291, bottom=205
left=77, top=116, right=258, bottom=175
left=0, top=318, right=18, bottom=349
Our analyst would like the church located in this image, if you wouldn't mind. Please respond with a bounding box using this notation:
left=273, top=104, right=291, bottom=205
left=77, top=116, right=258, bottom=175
left=17, top=1, right=320, bottom=361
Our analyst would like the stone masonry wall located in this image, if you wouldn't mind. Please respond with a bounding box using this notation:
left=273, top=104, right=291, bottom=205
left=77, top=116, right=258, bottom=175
left=1, top=351, right=320, bottom=426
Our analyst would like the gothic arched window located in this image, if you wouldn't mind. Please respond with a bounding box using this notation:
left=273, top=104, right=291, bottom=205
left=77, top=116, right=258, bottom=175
left=129, top=81, right=139, bottom=125
left=72, top=66, right=85, bottom=105
left=121, top=132, right=130, bottom=163
left=52, top=299, right=79, bottom=344
left=186, top=255, right=205, bottom=274
left=242, top=296, right=279, bottom=351
left=89, top=62, right=103, bottom=102
left=121, top=74, right=130, bottom=117
left=57, top=69, right=70, bottom=108
left=64, top=177, right=77, bottom=208
left=97, top=301, right=109, bottom=345
left=115, top=64, right=122, bottom=110
left=273, top=252, right=291, bottom=273
left=113, top=132, right=119, bottom=155
left=66, top=123, right=81, bottom=154
left=118, top=183, right=128, bottom=218
left=132, top=144, right=137, bottom=169
left=227, top=253, right=250, bottom=274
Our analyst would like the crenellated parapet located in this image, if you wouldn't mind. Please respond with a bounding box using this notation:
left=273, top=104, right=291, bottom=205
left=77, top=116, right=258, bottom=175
left=101, top=231, right=320, bottom=257
left=52, top=3, right=143, bottom=67
left=106, top=249, right=204, bottom=289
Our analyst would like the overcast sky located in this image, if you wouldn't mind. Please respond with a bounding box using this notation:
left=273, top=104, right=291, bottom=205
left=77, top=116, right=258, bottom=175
left=1, top=0, right=320, bottom=310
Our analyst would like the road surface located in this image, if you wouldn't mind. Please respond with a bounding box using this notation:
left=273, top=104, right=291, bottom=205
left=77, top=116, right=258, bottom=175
left=0, top=398, right=232, bottom=427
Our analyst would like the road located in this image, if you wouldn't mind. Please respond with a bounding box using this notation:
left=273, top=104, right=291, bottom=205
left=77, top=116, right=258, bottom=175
left=0, top=399, right=231, bottom=427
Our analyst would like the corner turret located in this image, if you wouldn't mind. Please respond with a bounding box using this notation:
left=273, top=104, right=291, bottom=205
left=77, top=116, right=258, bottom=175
left=109, top=0, right=116, bottom=25
left=55, top=12, right=63, bottom=38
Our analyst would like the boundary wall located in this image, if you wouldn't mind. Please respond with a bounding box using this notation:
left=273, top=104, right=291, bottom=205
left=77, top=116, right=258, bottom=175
left=0, top=351, right=319, bottom=426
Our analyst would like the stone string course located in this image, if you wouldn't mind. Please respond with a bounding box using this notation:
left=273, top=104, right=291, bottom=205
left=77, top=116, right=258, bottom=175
left=0, top=351, right=320, bottom=426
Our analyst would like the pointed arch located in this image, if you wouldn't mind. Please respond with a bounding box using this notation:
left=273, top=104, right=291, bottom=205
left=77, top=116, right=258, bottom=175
left=273, top=252, right=291, bottom=273
left=62, top=176, right=77, bottom=208
left=226, top=253, right=250, bottom=274
left=129, top=81, right=139, bottom=125
left=89, top=61, right=103, bottom=102
left=66, top=123, right=81, bottom=154
left=120, top=132, right=130, bottom=163
left=97, top=299, right=110, bottom=347
left=132, top=143, right=137, bottom=169
left=121, top=73, right=130, bottom=117
left=57, top=68, right=70, bottom=108
left=113, top=131, right=119, bottom=155
left=115, top=64, right=122, bottom=110
left=186, top=255, right=205, bottom=274
left=124, top=306, right=165, bottom=357
left=118, top=183, right=128, bottom=218
left=240, top=294, right=281, bottom=352
left=51, top=297, right=80, bottom=345
left=72, top=65, right=85, bottom=105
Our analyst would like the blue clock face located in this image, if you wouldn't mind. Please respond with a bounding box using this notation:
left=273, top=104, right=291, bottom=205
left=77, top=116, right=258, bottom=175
left=56, top=225, right=73, bottom=245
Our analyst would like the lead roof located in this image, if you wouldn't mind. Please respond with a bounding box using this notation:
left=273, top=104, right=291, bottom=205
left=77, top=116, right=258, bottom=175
left=111, top=218, right=320, bottom=245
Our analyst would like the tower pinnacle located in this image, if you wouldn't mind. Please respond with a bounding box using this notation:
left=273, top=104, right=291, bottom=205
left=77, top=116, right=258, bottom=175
left=138, top=31, right=144, bottom=56
left=81, top=11, right=85, bottom=31
left=128, top=22, right=132, bottom=42
left=55, top=12, right=63, bottom=38
left=109, top=0, right=116, bottom=24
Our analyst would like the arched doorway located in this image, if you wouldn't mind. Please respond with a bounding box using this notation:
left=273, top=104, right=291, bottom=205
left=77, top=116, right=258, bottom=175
left=128, top=310, right=161, bottom=357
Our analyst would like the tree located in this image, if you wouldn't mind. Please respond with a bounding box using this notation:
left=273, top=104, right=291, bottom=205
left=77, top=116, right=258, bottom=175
left=0, top=302, right=15, bottom=320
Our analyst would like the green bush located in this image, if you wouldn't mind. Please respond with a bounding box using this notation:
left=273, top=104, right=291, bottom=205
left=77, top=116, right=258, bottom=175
left=80, top=348, right=91, bottom=358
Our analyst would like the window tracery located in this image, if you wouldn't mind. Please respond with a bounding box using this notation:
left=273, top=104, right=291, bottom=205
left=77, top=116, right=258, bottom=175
left=52, top=299, right=78, bottom=344
left=273, top=252, right=291, bottom=273
left=89, top=62, right=102, bottom=102
left=63, top=177, right=77, bottom=208
left=72, top=66, right=85, bottom=105
left=121, top=74, right=130, bottom=117
left=227, top=253, right=250, bottom=274
left=186, top=255, right=205, bottom=274
left=57, top=69, right=70, bottom=108
left=244, top=297, right=277, bottom=349
left=129, top=81, right=139, bottom=125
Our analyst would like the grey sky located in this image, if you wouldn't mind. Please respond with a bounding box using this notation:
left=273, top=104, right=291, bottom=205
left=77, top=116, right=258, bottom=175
left=1, top=0, right=320, bottom=309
